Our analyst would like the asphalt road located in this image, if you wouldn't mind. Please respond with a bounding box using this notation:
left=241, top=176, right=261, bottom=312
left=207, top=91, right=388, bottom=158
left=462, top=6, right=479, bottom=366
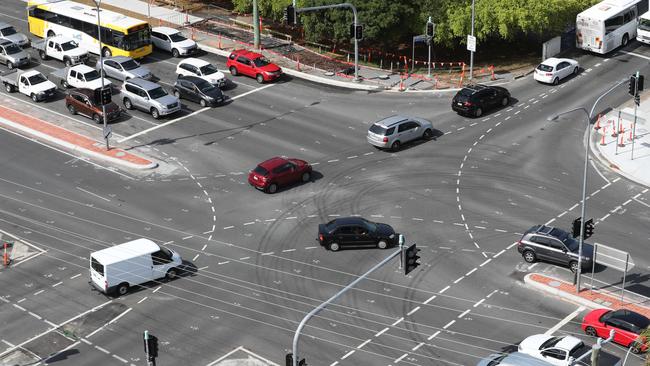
left=0, top=1, right=649, bottom=366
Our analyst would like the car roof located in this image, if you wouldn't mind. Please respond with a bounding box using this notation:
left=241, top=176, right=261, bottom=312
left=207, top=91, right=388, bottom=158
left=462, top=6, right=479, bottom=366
left=479, top=352, right=554, bottom=366
left=72, top=64, right=95, bottom=72
left=258, top=156, right=289, bottom=170
left=0, top=22, right=11, bottom=29
left=126, top=77, right=160, bottom=90
left=180, top=57, right=210, bottom=67
left=152, top=26, right=180, bottom=35
left=374, top=115, right=409, bottom=127
left=91, top=238, right=160, bottom=265
left=327, top=217, right=369, bottom=227
left=231, top=49, right=263, bottom=59
left=107, top=55, right=132, bottom=63
left=69, top=88, right=95, bottom=98
left=527, top=225, right=567, bottom=239
left=541, top=58, right=573, bottom=67
left=21, top=70, right=42, bottom=77
left=177, top=75, right=206, bottom=84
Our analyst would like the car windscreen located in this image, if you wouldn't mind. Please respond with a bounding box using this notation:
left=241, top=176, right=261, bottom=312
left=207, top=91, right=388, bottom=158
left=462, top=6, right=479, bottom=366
left=200, top=64, right=219, bottom=75
left=84, top=70, right=100, bottom=81
left=1, top=26, right=17, bottom=36
left=459, top=88, right=474, bottom=97
left=169, top=32, right=186, bottom=42
left=160, top=246, right=173, bottom=259
left=148, top=87, right=168, bottom=99
left=562, top=236, right=579, bottom=251
left=195, top=79, right=214, bottom=91
left=4, top=44, right=21, bottom=55
left=60, top=41, right=78, bottom=51
left=369, top=124, right=387, bottom=135
left=640, top=18, right=650, bottom=31
left=537, top=64, right=554, bottom=72
left=120, top=59, right=140, bottom=70
left=28, top=74, right=47, bottom=85
left=539, top=336, right=562, bottom=349
left=253, top=165, right=269, bottom=176
left=253, top=56, right=271, bottom=67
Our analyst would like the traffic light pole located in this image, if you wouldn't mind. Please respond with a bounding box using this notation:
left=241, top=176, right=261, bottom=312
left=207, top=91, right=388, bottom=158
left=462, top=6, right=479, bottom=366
left=631, top=71, right=639, bottom=160
left=252, top=0, right=260, bottom=49
left=291, top=247, right=401, bottom=366
left=94, top=0, right=109, bottom=151
left=293, top=3, right=359, bottom=81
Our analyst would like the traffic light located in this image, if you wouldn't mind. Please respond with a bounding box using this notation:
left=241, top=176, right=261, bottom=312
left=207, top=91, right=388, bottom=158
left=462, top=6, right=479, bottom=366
left=629, top=75, right=637, bottom=96
left=349, top=23, right=355, bottom=39
left=426, top=22, right=434, bottom=37
left=285, top=5, right=295, bottom=25
left=355, top=24, right=363, bottom=40
left=101, top=86, right=111, bottom=105
left=571, top=217, right=582, bottom=238
left=638, top=74, right=644, bottom=91
left=583, top=218, right=594, bottom=240
left=286, top=353, right=305, bottom=366
left=404, top=243, right=420, bottom=275
left=298, top=359, right=306, bottom=366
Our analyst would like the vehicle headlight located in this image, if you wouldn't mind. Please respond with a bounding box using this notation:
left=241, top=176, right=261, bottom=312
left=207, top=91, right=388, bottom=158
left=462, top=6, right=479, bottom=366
left=389, top=234, right=395, bottom=239
left=36, top=91, right=45, bottom=95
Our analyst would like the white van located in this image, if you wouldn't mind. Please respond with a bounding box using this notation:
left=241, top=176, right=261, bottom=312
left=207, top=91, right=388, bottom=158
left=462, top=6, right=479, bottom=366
left=638, top=10, right=650, bottom=44
left=90, top=238, right=182, bottom=296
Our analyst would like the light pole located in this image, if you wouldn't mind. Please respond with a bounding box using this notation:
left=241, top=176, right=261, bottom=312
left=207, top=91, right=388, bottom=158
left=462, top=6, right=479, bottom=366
left=94, top=0, right=110, bottom=150
left=252, top=0, right=260, bottom=49
left=548, top=78, right=627, bottom=292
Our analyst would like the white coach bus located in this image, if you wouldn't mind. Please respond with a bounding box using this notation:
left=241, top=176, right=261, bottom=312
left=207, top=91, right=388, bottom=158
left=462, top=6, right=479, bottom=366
left=637, top=10, right=650, bottom=44
left=576, top=0, right=648, bottom=53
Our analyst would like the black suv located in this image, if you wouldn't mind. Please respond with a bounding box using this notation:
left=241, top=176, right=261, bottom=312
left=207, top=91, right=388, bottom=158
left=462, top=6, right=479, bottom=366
left=173, top=75, right=225, bottom=107
left=317, top=217, right=398, bottom=251
left=451, top=84, right=510, bottom=117
left=517, top=225, right=594, bottom=272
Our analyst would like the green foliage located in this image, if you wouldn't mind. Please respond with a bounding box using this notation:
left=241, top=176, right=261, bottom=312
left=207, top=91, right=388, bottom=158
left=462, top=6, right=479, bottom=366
left=228, top=0, right=600, bottom=49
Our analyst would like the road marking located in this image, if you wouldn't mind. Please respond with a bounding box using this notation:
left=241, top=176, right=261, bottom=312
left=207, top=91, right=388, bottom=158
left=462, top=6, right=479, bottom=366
left=357, top=339, right=371, bottom=349
left=442, top=320, right=456, bottom=329
left=29, top=311, right=42, bottom=320
left=341, top=350, right=355, bottom=359
left=34, top=290, right=44, bottom=296
left=394, top=353, right=408, bottom=363
left=621, top=50, right=650, bottom=60
left=480, top=258, right=492, bottom=267
left=223, top=226, right=234, bottom=230
left=465, top=268, right=477, bottom=276
left=439, top=285, right=450, bottom=294
left=282, top=248, right=296, bottom=252
left=76, top=187, right=111, bottom=202
left=137, top=297, right=148, bottom=304
left=192, top=254, right=200, bottom=261
left=391, top=317, right=404, bottom=326
left=52, top=281, right=62, bottom=287
left=412, top=342, right=425, bottom=351
left=182, top=235, right=194, bottom=240
left=427, top=330, right=440, bottom=340
left=423, top=295, right=436, bottom=304
left=493, top=249, right=506, bottom=258
left=374, top=327, right=389, bottom=337
left=457, top=309, right=471, bottom=319
left=633, top=197, right=650, bottom=208
left=70, top=273, right=81, bottom=280
left=152, top=286, right=161, bottom=293
left=453, top=276, right=464, bottom=284
left=95, top=345, right=110, bottom=354
left=545, top=306, right=585, bottom=335
left=112, top=354, right=128, bottom=363
left=473, top=298, right=485, bottom=307
left=407, top=306, right=420, bottom=316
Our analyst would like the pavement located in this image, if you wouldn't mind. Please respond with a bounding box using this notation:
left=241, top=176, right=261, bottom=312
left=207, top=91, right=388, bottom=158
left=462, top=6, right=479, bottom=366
left=526, top=273, right=650, bottom=317
left=592, top=92, right=650, bottom=188
left=0, top=103, right=157, bottom=171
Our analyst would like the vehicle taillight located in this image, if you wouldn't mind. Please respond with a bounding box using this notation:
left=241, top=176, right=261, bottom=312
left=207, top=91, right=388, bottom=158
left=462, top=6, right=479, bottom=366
left=545, top=73, right=552, bottom=76
left=319, top=234, right=324, bottom=242
left=104, top=280, right=108, bottom=290
left=383, top=137, right=388, bottom=142
left=517, top=240, right=523, bottom=248
left=464, top=101, right=473, bottom=107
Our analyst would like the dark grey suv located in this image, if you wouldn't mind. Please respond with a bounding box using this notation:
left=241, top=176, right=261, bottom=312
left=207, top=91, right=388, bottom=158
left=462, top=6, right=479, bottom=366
left=517, top=225, right=593, bottom=272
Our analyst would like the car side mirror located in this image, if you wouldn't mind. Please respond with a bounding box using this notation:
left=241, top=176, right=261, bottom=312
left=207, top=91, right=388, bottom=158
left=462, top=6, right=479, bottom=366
left=144, top=96, right=149, bottom=100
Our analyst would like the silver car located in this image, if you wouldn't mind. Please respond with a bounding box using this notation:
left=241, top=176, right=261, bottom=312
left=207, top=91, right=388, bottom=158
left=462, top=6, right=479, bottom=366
left=151, top=26, right=198, bottom=57
left=0, top=40, right=29, bottom=69
left=97, top=56, right=153, bottom=81
left=121, top=78, right=180, bottom=119
left=477, top=352, right=558, bottom=366
left=367, top=115, right=434, bottom=151
left=0, top=22, right=29, bottom=47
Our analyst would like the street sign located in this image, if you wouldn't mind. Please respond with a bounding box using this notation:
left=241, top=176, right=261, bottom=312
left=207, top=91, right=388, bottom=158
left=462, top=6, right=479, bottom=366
left=467, top=35, right=476, bottom=52
left=103, top=125, right=112, bottom=139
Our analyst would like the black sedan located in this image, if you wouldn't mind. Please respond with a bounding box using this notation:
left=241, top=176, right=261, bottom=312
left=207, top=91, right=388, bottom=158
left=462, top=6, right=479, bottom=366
left=451, top=84, right=510, bottom=117
left=173, top=75, right=224, bottom=107
left=317, top=217, right=398, bottom=251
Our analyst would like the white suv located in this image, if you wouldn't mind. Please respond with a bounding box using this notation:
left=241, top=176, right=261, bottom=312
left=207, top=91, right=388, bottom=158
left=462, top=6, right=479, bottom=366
left=151, top=27, right=198, bottom=57
left=367, top=115, right=434, bottom=151
left=176, top=58, right=226, bottom=87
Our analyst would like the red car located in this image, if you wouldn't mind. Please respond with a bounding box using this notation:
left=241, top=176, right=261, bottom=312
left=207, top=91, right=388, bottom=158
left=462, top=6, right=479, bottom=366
left=581, top=308, right=649, bottom=353
left=226, top=49, right=282, bottom=83
left=248, top=157, right=312, bottom=193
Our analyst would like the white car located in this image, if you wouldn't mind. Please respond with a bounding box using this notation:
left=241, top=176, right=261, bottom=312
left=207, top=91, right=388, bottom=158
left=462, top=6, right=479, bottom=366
left=176, top=58, right=226, bottom=87
left=534, top=57, right=579, bottom=85
left=518, top=334, right=587, bottom=366
left=151, top=26, right=198, bottom=57
left=64, top=64, right=112, bottom=90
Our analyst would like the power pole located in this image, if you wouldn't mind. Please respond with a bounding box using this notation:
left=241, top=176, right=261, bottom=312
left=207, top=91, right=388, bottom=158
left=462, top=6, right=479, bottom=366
left=469, top=0, right=475, bottom=80
left=252, top=0, right=260, bottom=49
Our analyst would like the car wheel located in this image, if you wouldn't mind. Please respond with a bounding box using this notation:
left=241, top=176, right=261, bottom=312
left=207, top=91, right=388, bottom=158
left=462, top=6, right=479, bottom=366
left=377, top=240, right=388, bottom=249
left=585, top=326, right=597, bottom=337
left=523, top=250, right=536, bottom=263
left=117, top=283, right=129, bottom=296
left=422, top=128, right=433, bottom=140
left=328, top=242, right=340, bottom=251
left=93, top=114, right=102, bottom=124
left=173, top=90, right=181, bottom=98
left=474, top=107, right=483, bottom=117
left=61, top=80, right=69, bottom=89
left=229, top=66, right=238, bottom=76
left=39, top=50, right=47, bottom=60
left=391, top=141, right=401, bottom=151
left=573, top=67, right=579, bottom=75
left=31, top=93, right=38, bottom=102
left=67, top=104, right=77, bottom=115
left=151, top=108, right=160, bottom=119
left=166, top=268, right=178, bottom=280
left=7, top=61, right=13, bottom=70
left=501, top=97, right=509, bottom=106
left=622, top=33, right=629, bottom=47
left=266, top=183, right=278, bottom=194
left=102, top=47, right=112, bottom=58
left=569, top=261, right=579, bottom=273
left=553, top=77, right=559, bottom=85
left=123, top=98, right=133, bottom=110
left=200, top=98, right=207, bottom=107
left=630, top=342, right=642, bottom=354
left=5, top=83, right=14, bottom=93
left=301, top=172, right=311, bottom=182
left=256, top=74, right=265, bottom=84
left=172, top=48, right=180, bottom=58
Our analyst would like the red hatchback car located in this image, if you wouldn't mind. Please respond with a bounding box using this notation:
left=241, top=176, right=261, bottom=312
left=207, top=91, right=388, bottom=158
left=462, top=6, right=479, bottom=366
left=226, top=49, right=282, bottom=83
left=248, top=157, right=312, bottom=193
left=581, top=308, right=649, bottom=353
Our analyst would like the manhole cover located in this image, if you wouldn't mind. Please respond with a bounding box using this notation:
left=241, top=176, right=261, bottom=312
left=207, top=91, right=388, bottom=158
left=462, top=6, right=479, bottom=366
left=323, top=71, right=335, bottom=77
left=548, top=281, right=561, bottom=287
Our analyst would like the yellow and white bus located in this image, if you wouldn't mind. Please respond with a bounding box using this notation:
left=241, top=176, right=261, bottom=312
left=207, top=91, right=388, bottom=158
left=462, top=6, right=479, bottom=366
left=27, top=0, right=152, bottom=59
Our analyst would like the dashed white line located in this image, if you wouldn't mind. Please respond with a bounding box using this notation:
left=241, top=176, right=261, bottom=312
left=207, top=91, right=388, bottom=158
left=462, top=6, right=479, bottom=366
left=34, top=290, right=44, bottom=296
left=282, top=248, right=296, bottom=252
left=394, top=353, right=408, bottom=363
left=29, top=311, right=42, bottom=320
left=439, top=285, right=450, bottom=294
left=458, top=309, right=471, bottom=319
left=427, top=330, right=441, bottom=340
left=423, top=294, right=437, bottom=304
left=412, top=342, right=425, bottom=351
left=137, top=297, right=148, bottom=304
left=453, top=276, right=464, bottom=284
left=391, top=317, right=404, bottom=326
left=465, top=268, right=477, bottom=276
left=357, top=339, right=371, bottom=349
left=407, top=306, right=421, bottom=316
left=223, top=226, right=234, bottom=230
left=473, top=298, right=485, bottom=308
left=493, top=249, right=506, bottom=258
left=52, top=281, right=62, bottom=287
left=375, top=327, right=389, bottom=337
left=341, top=350, right=355, bottom=359
left=480, top=258, right=492, bottom=267
left=95, top=345, right=110, bottom=354
left=182, top=235, right=193, bottom=240
left=192, top=254, right=200, bottom=261
left=442, top=320, right=456, bottom=329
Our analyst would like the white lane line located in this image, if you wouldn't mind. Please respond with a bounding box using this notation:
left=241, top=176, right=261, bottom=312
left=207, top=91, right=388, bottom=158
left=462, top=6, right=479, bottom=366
left=623, top=199, right=632, bottom=206
left=76, top=187, right=111, bottom=202
left=633, top=197, right=650, bottom=208
left=545, top=306, right=585, bottom=335
left=600, top=213, right=611, bottom=221
left=330, top=362, right=339, bottom=366
left=453, top=276, right=464, bottom=284
left=95, top=345, right=110, bottom=354
left=473, top=298, right=485, bottom=308
left=427, top=330, right=441, bottom=340
left=493, top=249, right=506, bottom=258
left=480, top=258, right=492, bottom=267
left=304, top=246, right=317, bottom=250
left=218, top=261, right=230, bottom=265
left=621, top=50, right=650, bottom=60
left=34, top=290, right=45, bottom=296
left=137, top=297, right=148, bottom=304
left=457, top=309, right=471, bottom=319
left=506, top=242, right=517, bottom=249
left=494, top=229, right=507, bottom=233
left=29, top=311, right=42, bottom=320
left=182, top=235, right=194, bottom=240
left=465, top=268, right=477, bottom=276
left=192, top=254, right=200, bottom=261
left=69, top=273, right=81, bottom=280
left=423, top=295, right=436, bottom=304
left=341, top=350, right=355, bottom=360
left=412, top=342, right=425, bottom=351
left=223, top=226, right=234, bottom=230
left=558, top=211, right=567, bottom=218
left=407, top=306, right=420, bottom=316
left=201, top=244, right=207, bottom=251
left=394, top=353, right=408, bottom=363
left=239, top=256, right=250, bottom=260
left=439, top=285, right=450, bottom=294
left=152, top=286, right=161, bottom=293
left=261, top=251, right=274, bottom=256
left=118, top=84, right=275, bottom=143
left=442, top=320, right=456, bottom=329
left=374, top=327, right=389, bottom=337
left=391, top=317, right=404, bottom=326
left=282, top=248, right=296, bottom=252
left=52, top=281, right=62, bottom=287
left=112, top=354, right=128, bottom=363
left=357, top=339, right=371, bottom=349
left=243, top=222, right=255, bottom=226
